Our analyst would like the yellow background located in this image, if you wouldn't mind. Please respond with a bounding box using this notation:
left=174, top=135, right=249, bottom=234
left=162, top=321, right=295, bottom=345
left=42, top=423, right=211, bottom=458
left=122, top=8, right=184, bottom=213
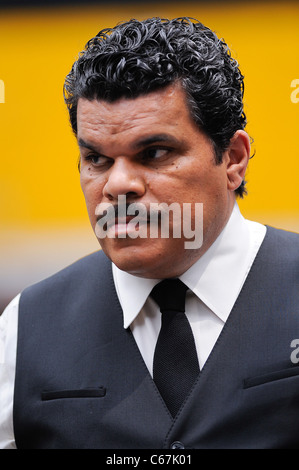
left=0, top=1, right=298, bottom=307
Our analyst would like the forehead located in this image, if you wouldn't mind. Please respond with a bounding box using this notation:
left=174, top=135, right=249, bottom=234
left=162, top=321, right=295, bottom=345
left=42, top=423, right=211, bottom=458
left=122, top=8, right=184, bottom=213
left=76, top=84, right=197, bottom=142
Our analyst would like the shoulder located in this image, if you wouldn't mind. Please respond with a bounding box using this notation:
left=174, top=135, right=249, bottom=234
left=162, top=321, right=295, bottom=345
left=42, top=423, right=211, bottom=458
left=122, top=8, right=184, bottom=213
left=265, top=225, right=299, bottom=253
left=266, top=225, right=299, bottom=241
left=19, top=250, right=112, bottom=306
left=259, top=226, right=299, bottom=275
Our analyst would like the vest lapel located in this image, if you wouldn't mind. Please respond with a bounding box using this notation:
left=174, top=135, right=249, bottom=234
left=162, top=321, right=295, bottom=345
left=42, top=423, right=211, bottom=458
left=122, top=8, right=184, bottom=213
left=164, top=226, right=299, bottom=448
left=90, top=254, right=174, bottom=445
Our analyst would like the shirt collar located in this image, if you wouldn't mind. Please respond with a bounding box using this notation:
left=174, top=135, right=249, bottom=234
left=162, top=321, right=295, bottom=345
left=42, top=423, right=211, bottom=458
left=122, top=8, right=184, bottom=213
left=180, top=202, right=253, bottom=322
left=112, top=265, right=157, bottom=329
left=112, top=202, right=260, bottom=328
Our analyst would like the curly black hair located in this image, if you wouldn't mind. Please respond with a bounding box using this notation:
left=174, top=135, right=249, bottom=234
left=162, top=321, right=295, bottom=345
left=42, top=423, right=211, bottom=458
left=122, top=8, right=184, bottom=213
left=64, top=17, right=249, bottom=197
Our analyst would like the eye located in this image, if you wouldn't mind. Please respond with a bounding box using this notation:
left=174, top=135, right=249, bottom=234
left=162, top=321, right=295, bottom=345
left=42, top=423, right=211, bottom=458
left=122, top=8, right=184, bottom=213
left=85, top=154, right=99, bottom=164
left=142, top=147, right=170, bottom=161
left=83, top=153, right=111, bottom=167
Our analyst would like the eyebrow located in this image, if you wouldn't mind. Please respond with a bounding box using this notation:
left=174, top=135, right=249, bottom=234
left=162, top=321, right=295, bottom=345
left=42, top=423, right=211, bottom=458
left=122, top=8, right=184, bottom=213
left=78, top=138, right=98, bottom=151
left=132, top=134, right=181, bottom=149
left=78, top=134, right=181, bottom=153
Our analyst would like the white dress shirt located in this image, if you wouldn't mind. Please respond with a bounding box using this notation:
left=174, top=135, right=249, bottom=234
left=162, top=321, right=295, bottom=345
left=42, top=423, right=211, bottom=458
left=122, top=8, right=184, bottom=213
left=0, top=203, right=266, bottom=448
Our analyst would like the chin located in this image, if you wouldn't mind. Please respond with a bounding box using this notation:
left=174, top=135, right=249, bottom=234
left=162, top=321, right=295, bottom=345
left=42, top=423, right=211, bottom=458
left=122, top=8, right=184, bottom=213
left=112, top=255, right=157, bottom=278
left=99, top=240, right=152, bottom=275
left=98, top=237, right=193, bottom=279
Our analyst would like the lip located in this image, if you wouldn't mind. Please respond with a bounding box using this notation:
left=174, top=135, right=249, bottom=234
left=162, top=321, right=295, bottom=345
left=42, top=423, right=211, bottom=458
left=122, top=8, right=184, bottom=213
left=106, top=216, right=149, bottom=238
left=95, top=199, right=166, bottom=239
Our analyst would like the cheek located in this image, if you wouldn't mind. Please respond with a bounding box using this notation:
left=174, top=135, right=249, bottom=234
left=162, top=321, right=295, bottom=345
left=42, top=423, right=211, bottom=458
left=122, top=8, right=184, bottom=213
left=80, top=176, right=104, bottom=219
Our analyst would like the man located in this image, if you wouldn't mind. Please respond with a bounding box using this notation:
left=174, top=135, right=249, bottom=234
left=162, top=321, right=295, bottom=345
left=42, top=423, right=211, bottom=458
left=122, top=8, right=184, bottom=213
left=1, top=17, right=299, bottom=449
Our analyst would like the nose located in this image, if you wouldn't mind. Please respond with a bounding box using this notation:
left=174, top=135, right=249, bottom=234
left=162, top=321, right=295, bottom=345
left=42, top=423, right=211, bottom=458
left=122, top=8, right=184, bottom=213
left=102, top=157, right=146, bottom=201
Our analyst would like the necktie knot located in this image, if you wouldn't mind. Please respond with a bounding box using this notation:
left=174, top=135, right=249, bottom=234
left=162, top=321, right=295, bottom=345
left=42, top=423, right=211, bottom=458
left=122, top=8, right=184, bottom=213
left=150, top=279, right=188, bottom=313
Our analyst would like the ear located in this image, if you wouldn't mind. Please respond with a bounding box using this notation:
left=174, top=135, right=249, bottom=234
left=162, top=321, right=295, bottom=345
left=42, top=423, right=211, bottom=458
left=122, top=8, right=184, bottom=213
left=225, top=130, right=250, bottom=192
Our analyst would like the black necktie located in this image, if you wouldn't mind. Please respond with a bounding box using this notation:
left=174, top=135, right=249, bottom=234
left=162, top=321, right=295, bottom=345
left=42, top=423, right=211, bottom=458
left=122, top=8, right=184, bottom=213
left=151, top=279, right=200, bottom=417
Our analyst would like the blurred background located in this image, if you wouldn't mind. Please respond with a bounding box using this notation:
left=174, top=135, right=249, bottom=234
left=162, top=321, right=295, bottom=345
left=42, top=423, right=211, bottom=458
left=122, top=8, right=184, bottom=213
left=0, top=0, right=298, bottom=312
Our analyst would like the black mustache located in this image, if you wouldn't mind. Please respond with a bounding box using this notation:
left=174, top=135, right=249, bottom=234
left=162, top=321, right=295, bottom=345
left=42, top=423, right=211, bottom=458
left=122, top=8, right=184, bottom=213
left=96, top=202, right=150, bottom=222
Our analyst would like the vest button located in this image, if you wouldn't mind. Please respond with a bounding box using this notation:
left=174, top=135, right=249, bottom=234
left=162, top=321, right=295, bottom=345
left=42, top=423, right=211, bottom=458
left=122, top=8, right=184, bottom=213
left=170, top=441, right=185, bottom=449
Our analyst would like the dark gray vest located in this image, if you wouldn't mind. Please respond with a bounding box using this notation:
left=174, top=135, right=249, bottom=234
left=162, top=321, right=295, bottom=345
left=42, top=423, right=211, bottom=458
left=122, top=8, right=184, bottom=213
left=14, top=226, right=299, bottom=448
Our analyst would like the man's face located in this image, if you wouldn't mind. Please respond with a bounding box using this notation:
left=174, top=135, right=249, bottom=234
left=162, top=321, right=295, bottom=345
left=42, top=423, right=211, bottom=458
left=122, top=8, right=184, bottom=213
left=78, top=84, right=237, bottom=279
